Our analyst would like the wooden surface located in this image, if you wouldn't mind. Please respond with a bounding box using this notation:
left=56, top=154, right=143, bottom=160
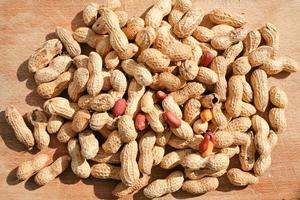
left=0, top=0, right=300, bottom=199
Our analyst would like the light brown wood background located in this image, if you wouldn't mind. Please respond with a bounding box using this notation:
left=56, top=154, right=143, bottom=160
left=0, top=0, right=300, bottom=199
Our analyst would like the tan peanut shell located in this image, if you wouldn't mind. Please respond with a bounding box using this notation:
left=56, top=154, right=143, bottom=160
left=87, top=52, right=103, bottom=96
left=211, top=56, right=228, bottom=101
left=243, top=30, right=261, bottom=56
left=152, top=145, right=165, bottom=165
left=215, top=131, right=250, bottom=148
left=37, top=69, right=74, bottom=99
left=68, top=67, right=89, bottom=102
left=104, top=51, right=119, bottom=70
left=240, top=102, right=256, bottom=117
left=44, top=97, right=77, bottom=119
left=47, top=115, right=64, bottom=134
left=92, top=147, right=120, bottom=164
left=138, top=131, right=156, bottom=175
left=16, top=154, right=49, bottom=181
left=227, top=168, right=258, bottom=186
left=67, top=138, right=91, bottom=178
left=162, top=95, right=183, bottom=119
left=252, top=115, right=278, bottom=176
left=89, top=112, right=114, bottom=131
left=181, top=153, right=230, bottom=171
left=182, top=177, right=219, bottom=194
left=143, top=171, right=184, bottom=199
left=90, top=94, right=115, bottom=112
left=222, top=117, right=252, bottom=132
left=269, top=108, right=287, bottom=134
left=27, top=110, right=49, bottom=150
left=196, top=67, right=218, bottom=85
left=146, top=105, right=165, bottom=133
left=239, top=131, right=256, bottom=171
left=57, top=122, right=78, bottom=143
left=193, top=26, right=215, bottom=42
left=209, top=8, right=246, bottom=27
left=183, top=98, right=201, bottom=125
left=269, top=86, right=288, bottom=108
left=160, top=149, right=193, bottom=169
left=151, top=72, right=185, bottom=92
left=112, top=174, right=150, bottom=198
left=28, top=39, right=63, bottom=73
left=118, top=115, right=138, bottom=142
left=56, top=27, right=81, bottom=57
left=223, top=41, right=243, bottom=63
left=225, top=75, right=243, bottom=117
left=250, top=69, right=269, bottom=112
left=125, top=79, right=145, bottom=117
left=72, top=109, right=90, bottom=133
left=211, top=28, right=247, bottom=50
left=248, top=46, right=274, bottom=67
left=82, top=2, right=98, bottom=26
left=34, top=55, right=72, bottom=84
left=135, top=26, right=156, bottom=50
left=120, top=141, right=140, bottom=186
left=102, top=130, right=122, bottom=154
left=260, top=23, right=279, bottom=55
left=145, top=0, right=172, bottom=28
left=212, top=103, right=228, bottom=128
left=5, top=105, right=34, bottom=149
left=79, top=130, right=99, bottom=159
left=173, top=9, right=204, bottom=38
left=91, top=163, right=121, bottom=180
left=211, top=24, right=235, bottom=36
left=34, top=155, right=71, bottom=185
left=170, top=120, right=193, bottom=140
left=122, top=17, right=145, bottom=40
left=170, top=82, right=205, bottom=105
left=74, top=55, right=88, bottom=68
left=220, top=146, right=240, bottom=158
left=73, top=27, right=103, bottom=49
left=179, top=60, right=199, bottom=81
left=155, top=129, right=172, bottom=146
left=168, top=0, right=192, bottom=26
left=137, top=48, right=171, bottom=72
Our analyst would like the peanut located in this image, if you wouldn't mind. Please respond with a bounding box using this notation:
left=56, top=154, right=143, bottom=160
left=79, top=130, right=99, bottom=159
left=72, top=109, right=90, bottom=133
left=16, top=154, right=49, bottom=181
left=243, top=30, right=261, bottom=56
left=102, top=130, right=122, bottom=154
left=248, top=45, right=274, bottom=67
left=113, top=99, right=126, bottom=117
left=87, top=52, right=103, bottom=96
left=173, top=9, right=204, bottom=38
left=44, top=97, right=77, bottom=119
left=211, top=56, right=228, bottom=101
left=125, top=79, right=145, bottom=117
left=162, top=95, right=182, bottom=119
left=120, top=141, right=140, bottom=186
left=5, top=105, right=34, bottom=149
left=170, top=82, right=205, bottom=105
left=91, top=163, right=121, bottom=180
left=160, top=149, right=193, bottom=169
left=137, top=48, right=171, bottom=72
left=212, top=103, right=228, bottom=128
left=196, top=67, right=218, bottom=85
left=168, top=134, right=203, bottom=150
left=112, top=174, right=150, bottom=198
left=239, top=131, right=256, bottom=171
left=250, top=69, right=269, bottom=112
left=227, top=168, right=258, bottom=186
left=209, top=8, right=246, bottom=28
left=138, top=131, right=156, bottom=174
left=73, top=27, right=103, bottom=49
left=200, top=109, right=213, bottom=122
left=47, top=115, right=64, bottom=134
left=122, top=17, right=145, bottom=40
left=200, top=51, right=215, bottom=67
left=143, top=171, right=184, bottom=199
left=34, top=55, right=72, bottom=84
left=211, top=28, right=247, bottom=50
left=182, top=177, right=219, bottom=194
left=90, top=94, right=115, bottom=112
left=118, top=115, right=138, bottom=142
left=146, top=105, right=166, bottom=133
left=193, top=119, right=209, bottom=134
left=27, top=110, right=49, bottom=150
left=220, top=146, right=240, bottom=158
left=252, top=115, right=278, bottom=176
left=223, top=41, right=243, bottom=64
left=269, top=108, right=287, bottom=134
left=57, top=122, right=77, bottom=143
left=36, top=68, right=74, bottom=99
left=134, top=113, right=148, bottom=131
left=34, top=155, right=70, bottom=185
left=28, top=39, right=62, bottom=73
left=163, top=110, right=182, bottom=128
left=260, top=23, right=279, bottom=55
left=145, top=0, right=172, bottom=28
left=68, top=67, right=89, bottom=102
left=151, top=72, right=185, bottom=92
left=200, top=93, right=220, bottom=109
left=222, top=117, right=252, bottom=132
left=269, top=86, right=288, bottom=108
left=260, top=57, right=299, bottom=75
left=214, top=131, right=250, bottom=148
left=155, top=129, right=172, bottom=146
left=170, top=120, right=193, bottom=140
left=182, top=153, right=230, bottom=171
left=152, top=145, right=165, bottom=165
left=56, top=27, right=81, bottom=57
left=82, top=2, right=99, bottom=26
left=225, top=75, right=243, bottom=117
left=67, top=138, right=91, bottom=178
left=185, top=168, right=226, bottom=180
left=92, top=147, right=120, bottom=164
left=193, top=26, right=215, bottom=42
left=183, top=98, right=201, bottom=125
left=168, top=0, right=192, bottom=26
left=135, top=26, right=157, bottom=50
left=121, top=59, right=153, bottom=86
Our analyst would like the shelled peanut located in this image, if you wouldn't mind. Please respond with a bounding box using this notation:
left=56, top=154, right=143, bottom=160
left=4, top=0, right=299, bottom=198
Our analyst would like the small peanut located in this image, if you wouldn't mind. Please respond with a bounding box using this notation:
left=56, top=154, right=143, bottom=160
left=227, top=168, right=258, bottom=186
left=56, top=27, right=81, bottom=57
left=182, top=177, right=219, bottom=194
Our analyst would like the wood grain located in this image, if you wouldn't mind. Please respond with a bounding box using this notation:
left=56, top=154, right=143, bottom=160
left=0, top=0, right=300, bottom=199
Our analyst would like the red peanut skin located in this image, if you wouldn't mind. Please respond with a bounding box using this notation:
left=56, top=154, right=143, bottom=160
left=156, top=90, right=168, bottom=100
left=135, top=113, right=148, bottom=131
left=113, top=99, right=127, bottom=117
left=200, top=52, right=215, bottom=67
left=162, top=111, right=181, bottom=128
left=199, top=131, right=215, bottom=153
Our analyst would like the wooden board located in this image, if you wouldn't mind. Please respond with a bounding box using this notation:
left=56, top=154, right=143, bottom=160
left=0, top=0, right=300, bottom=199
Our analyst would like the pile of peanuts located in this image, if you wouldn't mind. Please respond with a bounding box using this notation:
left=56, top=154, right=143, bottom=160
left=5, top=0, right=299, bottom=198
